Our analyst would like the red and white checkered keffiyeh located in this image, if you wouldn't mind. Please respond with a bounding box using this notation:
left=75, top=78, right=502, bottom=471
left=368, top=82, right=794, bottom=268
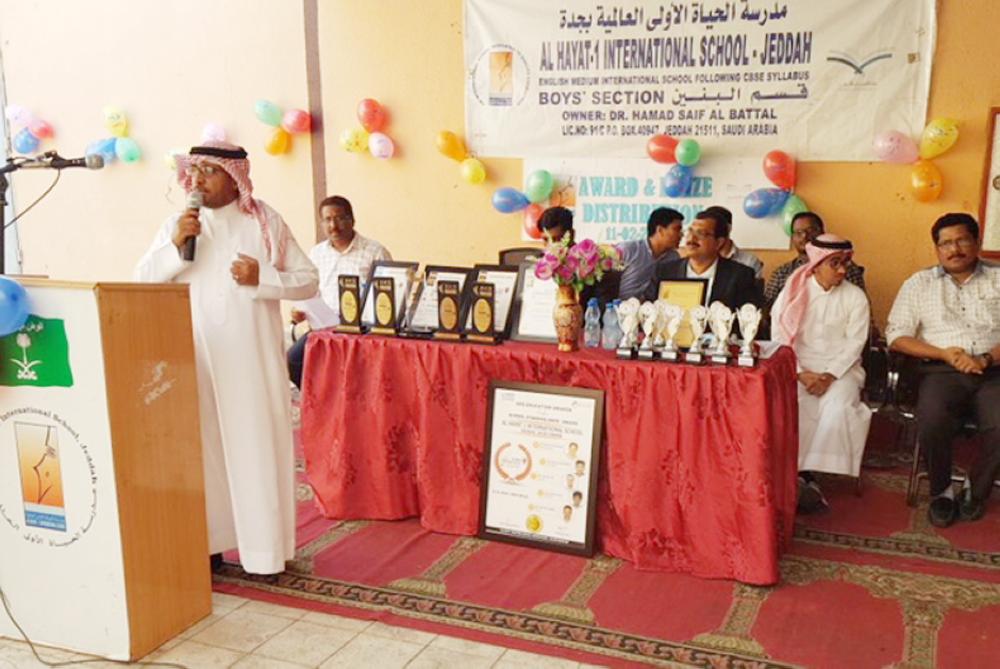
left=776, top=234, right=854, bottom=344
left=175, top=141, right=288, bottom=269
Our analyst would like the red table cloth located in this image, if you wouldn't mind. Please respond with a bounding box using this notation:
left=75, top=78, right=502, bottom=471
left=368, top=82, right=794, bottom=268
left=301, top=333, right=799, bottom=584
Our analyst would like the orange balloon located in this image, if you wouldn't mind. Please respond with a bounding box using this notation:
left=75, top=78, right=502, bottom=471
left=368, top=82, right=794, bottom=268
left=910, top=159, right=943, bottom=202
left=646, top=134, right=678, bottom=163
left=523, top=204, right=544, bottom=239
left=435, top=130, right=467, bottom=161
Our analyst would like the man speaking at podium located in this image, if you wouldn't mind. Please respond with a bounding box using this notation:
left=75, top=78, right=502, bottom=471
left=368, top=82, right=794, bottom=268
left=135, top=142, right=318, bottom=575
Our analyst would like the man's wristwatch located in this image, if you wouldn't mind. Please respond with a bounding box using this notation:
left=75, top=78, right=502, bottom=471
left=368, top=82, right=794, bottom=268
left=981, top=352, right=994, bottom=368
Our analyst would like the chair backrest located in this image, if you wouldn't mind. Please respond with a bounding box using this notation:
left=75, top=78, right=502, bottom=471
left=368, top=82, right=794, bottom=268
left=498, top=247, right=543, bottom=266
left=861, top=340, right=890, bottom=409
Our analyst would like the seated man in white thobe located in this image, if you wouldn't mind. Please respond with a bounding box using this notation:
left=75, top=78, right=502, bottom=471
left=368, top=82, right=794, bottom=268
left=771, top=234, right=871, bottom=512
left=135, top=142, right=319, bottom=575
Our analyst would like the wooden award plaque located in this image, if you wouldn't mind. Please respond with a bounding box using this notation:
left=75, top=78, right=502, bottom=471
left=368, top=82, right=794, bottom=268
left=334, top=274, right=363, bottom=333
left=369, top=277, right=397, bottom=336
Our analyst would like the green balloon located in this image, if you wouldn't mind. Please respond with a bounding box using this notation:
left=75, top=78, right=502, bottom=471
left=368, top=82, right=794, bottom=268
left=675, top=139, right=701, bottom=166
left=781, top=195, right=809, bottom=236
left=115, top=137, right=142, bottom=163
left=254, top=100, right=283, bottom=127
left=525, top=169, right=554, bottom=203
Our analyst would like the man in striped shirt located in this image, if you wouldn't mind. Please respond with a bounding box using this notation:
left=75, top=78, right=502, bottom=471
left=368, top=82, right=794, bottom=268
left=887, top=213, right=1000, bottom=528
left=287, top=196, right=391, bottom=388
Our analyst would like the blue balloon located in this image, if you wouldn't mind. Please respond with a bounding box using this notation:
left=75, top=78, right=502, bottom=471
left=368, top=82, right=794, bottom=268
left=86, top=138, right=117, bottom=164
left=663, top=164, right=694, bottom=198
left=743, top=188, right=788, bottom=219
left=492, top=187, right=530, bottom=214
left=13, top=128, right=40, bottom=154
left=0, top=278, right=29, bottom=336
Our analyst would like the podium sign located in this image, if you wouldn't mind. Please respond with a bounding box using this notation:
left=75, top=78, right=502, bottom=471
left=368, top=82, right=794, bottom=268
left=0, top=280, right=210, bottom=661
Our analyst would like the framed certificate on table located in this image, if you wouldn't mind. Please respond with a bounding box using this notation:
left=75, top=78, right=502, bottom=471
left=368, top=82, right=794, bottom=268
left=658, top=278, right=708, bottom=348
left=403, top=266, right=473, bottom=335
left=361, top=261, right=419, bottom=329
left=464, top=265, right=519, bottom=339
left=510, top=261, right=558, bottom=343
left=478, top=381, right=604, bottom=557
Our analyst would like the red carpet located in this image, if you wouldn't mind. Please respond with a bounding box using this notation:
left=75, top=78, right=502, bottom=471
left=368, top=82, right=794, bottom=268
left=214, top=415, right=1000, bottom=668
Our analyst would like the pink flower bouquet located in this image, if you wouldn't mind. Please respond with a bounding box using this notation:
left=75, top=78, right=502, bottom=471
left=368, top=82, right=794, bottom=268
left=534, top=236, right=622, bottom=294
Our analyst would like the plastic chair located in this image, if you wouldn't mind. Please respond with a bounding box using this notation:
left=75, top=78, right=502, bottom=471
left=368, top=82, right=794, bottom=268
left=498, top=247, right=543, bottom=266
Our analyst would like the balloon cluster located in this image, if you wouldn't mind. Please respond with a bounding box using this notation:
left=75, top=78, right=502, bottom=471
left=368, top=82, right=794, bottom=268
left=255, top=100, right=312, bottom=155
left=873, top=118, right=959, bottom=203
left=646, top=134, right=702, bottom=197
left=341, top=99, right=395, bottom=159
left=743, top=151, right=806, bottom=235
left=436, top=130, right=486, bottom=184
left=0, top=277, right=30, bottom=337
left=5, top=105, right=55, bottom=155
left=85, top=107, right=142, bottom=165
left=489, top=169, right=560, bottom=239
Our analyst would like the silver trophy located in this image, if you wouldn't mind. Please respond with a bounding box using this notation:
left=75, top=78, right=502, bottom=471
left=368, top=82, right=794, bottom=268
left=659, top=302, right=683, bottom=362
left=616, top=297, right=641, bottom=359
left=737, top=303, right=762, bottom=367
left=637, top=302, right=658, bottom=359
left=708, top=301, right=735, bottom=364
left=685, top=305, right=709, bottom=364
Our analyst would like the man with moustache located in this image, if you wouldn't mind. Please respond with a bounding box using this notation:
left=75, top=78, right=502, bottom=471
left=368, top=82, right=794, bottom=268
left=287, top=196, right=391, bottom=389
left=646, top=207, right=761, bottom=311
left=887, top=213, right=1000, bottom=527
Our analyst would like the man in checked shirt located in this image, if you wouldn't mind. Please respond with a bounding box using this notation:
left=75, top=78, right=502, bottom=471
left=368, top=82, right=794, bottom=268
left=887, top=213, right=1000, bottom=528
left=287, top=195, right=391, bottom=388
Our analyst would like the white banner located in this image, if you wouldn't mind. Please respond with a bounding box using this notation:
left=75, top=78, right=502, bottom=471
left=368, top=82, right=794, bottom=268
left=466, top=0, right=936, bottom=160
left=525, top=156, right=791, bottom=249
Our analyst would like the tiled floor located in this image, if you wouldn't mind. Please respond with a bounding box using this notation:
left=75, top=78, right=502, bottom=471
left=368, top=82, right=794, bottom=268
left=0, top=592, right=609, bottom=668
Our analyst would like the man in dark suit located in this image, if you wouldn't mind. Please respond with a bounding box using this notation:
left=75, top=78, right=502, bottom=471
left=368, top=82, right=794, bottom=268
left=646, top=208, right=762, bottom=310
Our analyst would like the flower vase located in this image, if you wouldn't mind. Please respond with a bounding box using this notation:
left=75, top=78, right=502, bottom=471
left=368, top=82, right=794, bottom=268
left=552, top=284, right=582, bottom=352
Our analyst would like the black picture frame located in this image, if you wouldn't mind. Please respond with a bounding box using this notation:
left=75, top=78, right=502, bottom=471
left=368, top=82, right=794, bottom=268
left=509, top=260, right=559, bottom=344
left=478, top=381, right=604, bottom=558
left=403, top=265, right=474, bottom=335
left=360, top=260, right=419, bottom=329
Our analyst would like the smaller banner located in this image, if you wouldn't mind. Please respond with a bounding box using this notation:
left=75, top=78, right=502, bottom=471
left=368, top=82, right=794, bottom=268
left=0, top=316, right=74, bottom=387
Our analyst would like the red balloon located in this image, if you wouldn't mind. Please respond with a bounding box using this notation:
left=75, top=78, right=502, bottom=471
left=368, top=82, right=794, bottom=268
left=647, top=134, right=678, bottom=164
left=523, top=204, right=544, bottom=239
left=281, top=109, right=312, bottom=134
left=763, top=150, right=796, bottom=190
left=357, top=98, right=387, bottom=132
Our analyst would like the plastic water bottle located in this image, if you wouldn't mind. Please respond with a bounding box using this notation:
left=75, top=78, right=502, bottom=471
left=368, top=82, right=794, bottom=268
left=584, top=298, right=601, bottom=348
left=601, top=301, right=620, bottom=350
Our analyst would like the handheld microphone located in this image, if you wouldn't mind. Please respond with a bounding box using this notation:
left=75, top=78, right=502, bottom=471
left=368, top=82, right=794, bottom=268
left=182, top=191, right=204, bottom=261
left=17, top=153, right=104, bottom=170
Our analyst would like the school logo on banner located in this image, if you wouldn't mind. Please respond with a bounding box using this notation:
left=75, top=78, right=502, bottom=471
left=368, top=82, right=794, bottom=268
left=0, top=316, right=74, bottom=387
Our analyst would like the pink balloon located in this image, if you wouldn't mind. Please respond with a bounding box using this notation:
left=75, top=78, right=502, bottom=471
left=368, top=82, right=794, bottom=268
left=368, top=132, right=395, bottom=159
left=873, top=130, right=919, bottom=164
left=28, top=118, right=53, bottom=139
left=281, top=109, right=312, bottom=134
left=201, top=123, right=227, bottom=142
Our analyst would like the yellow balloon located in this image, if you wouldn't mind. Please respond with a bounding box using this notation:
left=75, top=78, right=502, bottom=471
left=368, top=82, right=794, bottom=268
left=340, top=127, right=369, bottom=153
left=103, top=106, right=129, bottom=138
left=436, top=130, right=467, bottom=161
left=918, top=118, right=959, bottom=160
left=460, top=158, right=486, bottom=184
left=265, top=127, right=292, bottom=155
left=910, top=159, right=943, bottom=203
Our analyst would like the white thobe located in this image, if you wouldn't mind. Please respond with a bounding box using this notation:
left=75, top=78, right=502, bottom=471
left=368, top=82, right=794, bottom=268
left=135, top=200, right=318, bottom=574
left=772, top=277, right=872, bottom=476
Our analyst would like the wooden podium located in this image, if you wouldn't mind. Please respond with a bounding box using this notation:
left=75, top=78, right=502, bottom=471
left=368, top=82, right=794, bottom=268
left=0, top=280, right=210, bottom=660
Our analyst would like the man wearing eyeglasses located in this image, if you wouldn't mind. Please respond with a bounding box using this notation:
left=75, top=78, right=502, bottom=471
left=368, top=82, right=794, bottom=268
left=647, top=208, right=762, bottom=311
left=764, top=212, right=867, bottom=308
left=135, top=142, right=319, bottom=575
left=287, top=196, right=391, bottom=389
left=887, top=213, right=1000, bottom=528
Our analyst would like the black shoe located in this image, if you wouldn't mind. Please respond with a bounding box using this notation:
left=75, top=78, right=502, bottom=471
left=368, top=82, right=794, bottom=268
left=210, top=553, right=224, bottom=572
left=797, top=477, right=828, bottom=514
left=928, top=496, right=957, bottom=528
left=959, top=492, right=986, bottom=522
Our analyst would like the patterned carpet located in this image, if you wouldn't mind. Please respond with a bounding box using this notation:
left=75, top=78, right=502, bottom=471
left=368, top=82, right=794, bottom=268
left=215, top=413, right=1000, bottom=668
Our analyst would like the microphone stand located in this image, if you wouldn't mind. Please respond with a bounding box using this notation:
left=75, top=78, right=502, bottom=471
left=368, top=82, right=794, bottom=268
left=0, top=159, right=18, bottom=276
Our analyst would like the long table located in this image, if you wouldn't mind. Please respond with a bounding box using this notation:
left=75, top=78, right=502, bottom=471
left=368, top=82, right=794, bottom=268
left=301, top=333, right=799, bottom=585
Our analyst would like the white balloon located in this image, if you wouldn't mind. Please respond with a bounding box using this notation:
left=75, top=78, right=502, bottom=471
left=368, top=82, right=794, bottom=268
left=201, top=123, right=227, bottom=143
left=368, top=132, right=395, bottom=159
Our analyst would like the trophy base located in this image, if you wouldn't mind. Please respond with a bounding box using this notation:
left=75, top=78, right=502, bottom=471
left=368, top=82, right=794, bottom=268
left=334, top=324, right=364, bottom=334
left=616, top=346, right=635, bottom=360
left=684, top=350, right=703, bottom=364
left=709, top=352, right=730, bottom=365
left=737, top=354, right=757, bottom=368
left=369, top=325, right=397, bottom=337
left=660, top=348, right=679, bottom=362
left=637, top=347, right=657, bottom=361
left=432, top=331, right=463, bottom=341
left=465, top=332, right=500, bottom=345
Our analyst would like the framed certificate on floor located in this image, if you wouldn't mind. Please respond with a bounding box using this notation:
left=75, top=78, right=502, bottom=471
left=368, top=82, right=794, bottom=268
left=478, top=381, right=604, bottom=557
